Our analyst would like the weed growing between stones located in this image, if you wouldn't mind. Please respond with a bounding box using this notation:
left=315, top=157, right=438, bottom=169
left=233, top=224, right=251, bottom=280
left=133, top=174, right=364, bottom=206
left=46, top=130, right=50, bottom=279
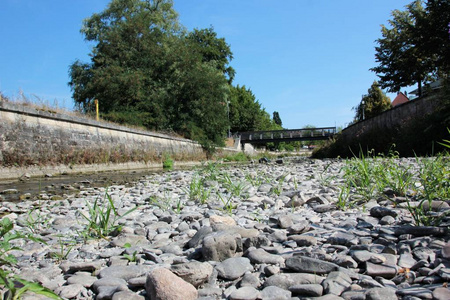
left=79, top=190, right=137, bottom=240
left=271, top=174, right=287, bottom=196
left=49, top=235, right=76, bottom=263
left=339, top=149, right=450, bottom=226
left=0, top=218, right=61, bottom=299
left=220, top=173, right=247, bottom=198
left=218, top=194, right=236, bottom=216
left=123, top=243, right=138, bottom=263
left=186, top=175, right=211, bottom=204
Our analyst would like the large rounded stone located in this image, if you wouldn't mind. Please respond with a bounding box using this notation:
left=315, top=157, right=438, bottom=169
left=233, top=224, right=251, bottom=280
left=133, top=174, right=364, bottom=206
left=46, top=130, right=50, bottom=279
left=170, top=261, right=213, bottom=287
left=202, top=231, right=242, bottom=261
left=145, top=268, right=197, bottom=300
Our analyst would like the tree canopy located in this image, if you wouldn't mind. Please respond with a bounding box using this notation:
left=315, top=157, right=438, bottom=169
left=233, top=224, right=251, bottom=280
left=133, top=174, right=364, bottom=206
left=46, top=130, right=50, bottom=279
left=272, top=111, right=282, bottom=127
left=228, top=85, right=279, bottom=133
left=69, top=0, right=275, bottom=151
left=353, top=81, right=392, bottom=122
left=371, top=0, right=450, bottom=96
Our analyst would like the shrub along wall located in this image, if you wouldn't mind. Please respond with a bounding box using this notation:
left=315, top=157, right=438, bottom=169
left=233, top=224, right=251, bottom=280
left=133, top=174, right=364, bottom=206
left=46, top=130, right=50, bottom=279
left=0, top=101, right=206, bottom=170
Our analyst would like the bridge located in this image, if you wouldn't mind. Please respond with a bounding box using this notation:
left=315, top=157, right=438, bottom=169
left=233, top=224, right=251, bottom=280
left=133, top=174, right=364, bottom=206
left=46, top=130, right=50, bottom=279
left=239, top=127, right=336, bottom=144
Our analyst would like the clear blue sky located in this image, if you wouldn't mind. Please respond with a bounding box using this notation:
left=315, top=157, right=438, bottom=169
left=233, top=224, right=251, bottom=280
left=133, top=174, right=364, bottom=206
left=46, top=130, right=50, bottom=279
left=0, top=0, right=413, bottom=129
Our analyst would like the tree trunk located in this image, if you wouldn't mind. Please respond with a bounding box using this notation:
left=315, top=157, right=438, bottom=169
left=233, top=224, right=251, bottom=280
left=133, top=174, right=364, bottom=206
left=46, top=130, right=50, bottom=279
left=417, top=80, right=422, bottom=97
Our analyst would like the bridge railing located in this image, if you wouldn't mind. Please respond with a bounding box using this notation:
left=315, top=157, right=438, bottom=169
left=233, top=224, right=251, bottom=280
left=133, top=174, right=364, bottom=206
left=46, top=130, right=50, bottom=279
left=239, top=127, right=336, bottom=142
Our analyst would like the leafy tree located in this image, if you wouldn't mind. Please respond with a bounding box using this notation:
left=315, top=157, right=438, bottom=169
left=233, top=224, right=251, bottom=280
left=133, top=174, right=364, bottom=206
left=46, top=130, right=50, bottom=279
left=228, top=85, right=277, bottom=133
left=187, top=26, right=235, bottom=83
left=69, top=0, right=181, bottom=114
left=371, top=1, right=432, bottom=96
left=371, top=0, right=450, bottom=96
left=68, top=0, right=232, bottom=150
left=353, top=81, right=392, bottom=122
left=272, top=111, right=282, bottom=127
left=422, top=0, right=450, bottom=75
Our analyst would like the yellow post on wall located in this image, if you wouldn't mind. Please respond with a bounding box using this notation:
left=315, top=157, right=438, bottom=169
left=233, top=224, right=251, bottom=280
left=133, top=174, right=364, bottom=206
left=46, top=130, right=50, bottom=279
left=94, top=99, right=99, bottom=121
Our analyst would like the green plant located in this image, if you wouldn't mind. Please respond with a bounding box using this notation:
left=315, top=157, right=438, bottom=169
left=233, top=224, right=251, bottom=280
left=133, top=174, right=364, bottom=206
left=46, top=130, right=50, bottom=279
left=438, top=128, right=450, bottom=149
left=339, top=147, right=450, bottom=226
left=175, top=198, right=183, bottom=214
left=318, top=162, right=337, bottom=187
left=272, top=174, right=286, bottom=196
left=162, top=154, right=174, bottom=169
left=123, top=243, right=138, bottom=262
left=146, top=191, right=175, bottom=211
left=340, top=149, right=378, bottom=202
left=336, top=185, right=352, bottom=210
left=200, top=161, right=221, bottom=181
left=223, top=152, right=250, bottom=162
left=0, top=218, right=61, bottom=299
left=80, top=191, right=137, bottom=239
left=218, top=194, right=235, bottom=215
left=220, top=173, right=247, bottom=198
left=50, top=236, right=76, bottom=262
left=415, top=155, right=450, bottom=201
left=187, top=175, right=210, bottom=204
left=23, top=205, right=51, bottom=234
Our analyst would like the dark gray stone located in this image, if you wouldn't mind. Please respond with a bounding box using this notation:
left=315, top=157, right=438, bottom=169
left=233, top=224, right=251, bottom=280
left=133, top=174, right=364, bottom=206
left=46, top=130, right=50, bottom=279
left=288, top=235, right=317, bottom=246
left=239, top=273, right=260, bottom=288
left=370, top=206, right=398, bottom=218
left=98, top=265, right=154, bottom=281
left=92, top=277, right=128, bottom=293
left=323, top=271, right=352, bottom=295
left=278, top=215, right=293, bottom=229
left=215, top=257, right=253, bottom=280
left=396, top=286, right=433, bottom=299
left=260, top=286, right=292, bottom=300
left=287, top=220, right=310, bottom=234
left=286, top=256, right=339, bottom=274
left=243, top=236, right=271, bottom=250
left=365, top=262, right=397, bottom=279
left=229, top=286, right=259, bottom=300
left=327, top=231, right=358, bottom=246
left=263, top=273, right=325, bottom=290
left=393, top=226, right=447, bottom=237
left=247, top=248, right=285, bottom=265
left=289, top=284, right=323, bottom=297
left=186, top=226, right=213, bottom=249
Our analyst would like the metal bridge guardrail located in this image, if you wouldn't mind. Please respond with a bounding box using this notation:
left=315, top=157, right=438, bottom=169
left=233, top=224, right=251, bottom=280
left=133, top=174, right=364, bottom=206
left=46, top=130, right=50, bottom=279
left=239, top=127, right=336, bottom=143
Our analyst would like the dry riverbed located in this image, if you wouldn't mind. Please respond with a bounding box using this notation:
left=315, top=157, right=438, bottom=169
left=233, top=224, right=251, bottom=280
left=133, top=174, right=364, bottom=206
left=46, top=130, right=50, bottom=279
left=0, top=157, right=449, bottom=300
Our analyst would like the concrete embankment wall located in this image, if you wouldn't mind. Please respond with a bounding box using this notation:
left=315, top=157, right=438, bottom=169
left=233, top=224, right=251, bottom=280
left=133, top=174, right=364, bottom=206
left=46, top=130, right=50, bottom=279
left=0, top=101, right=206, bottom=180
left=341, top=94, right=440, bottom=141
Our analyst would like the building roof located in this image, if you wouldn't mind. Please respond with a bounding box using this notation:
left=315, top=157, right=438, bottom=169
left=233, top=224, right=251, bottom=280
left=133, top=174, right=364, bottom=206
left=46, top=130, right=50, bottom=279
left=392, top=92, right=409, bottom=107
left=410, top=80, right=442, bottom=96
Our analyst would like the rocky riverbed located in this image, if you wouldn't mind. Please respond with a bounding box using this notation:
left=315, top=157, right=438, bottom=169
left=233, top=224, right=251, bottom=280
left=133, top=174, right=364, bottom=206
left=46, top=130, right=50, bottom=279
left=1, top=158, right=449, bottom=300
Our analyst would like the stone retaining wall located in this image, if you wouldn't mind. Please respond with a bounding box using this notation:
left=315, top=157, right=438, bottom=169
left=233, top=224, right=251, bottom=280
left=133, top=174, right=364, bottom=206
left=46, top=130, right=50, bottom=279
left=341, top=94, right=441, bottom=141
left=0, top=101, right=206, bottom=178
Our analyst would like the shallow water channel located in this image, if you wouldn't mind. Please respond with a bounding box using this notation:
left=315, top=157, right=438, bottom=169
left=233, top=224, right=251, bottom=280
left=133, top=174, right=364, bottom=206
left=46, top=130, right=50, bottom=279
left=0, top=168, right=168, bottom=202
